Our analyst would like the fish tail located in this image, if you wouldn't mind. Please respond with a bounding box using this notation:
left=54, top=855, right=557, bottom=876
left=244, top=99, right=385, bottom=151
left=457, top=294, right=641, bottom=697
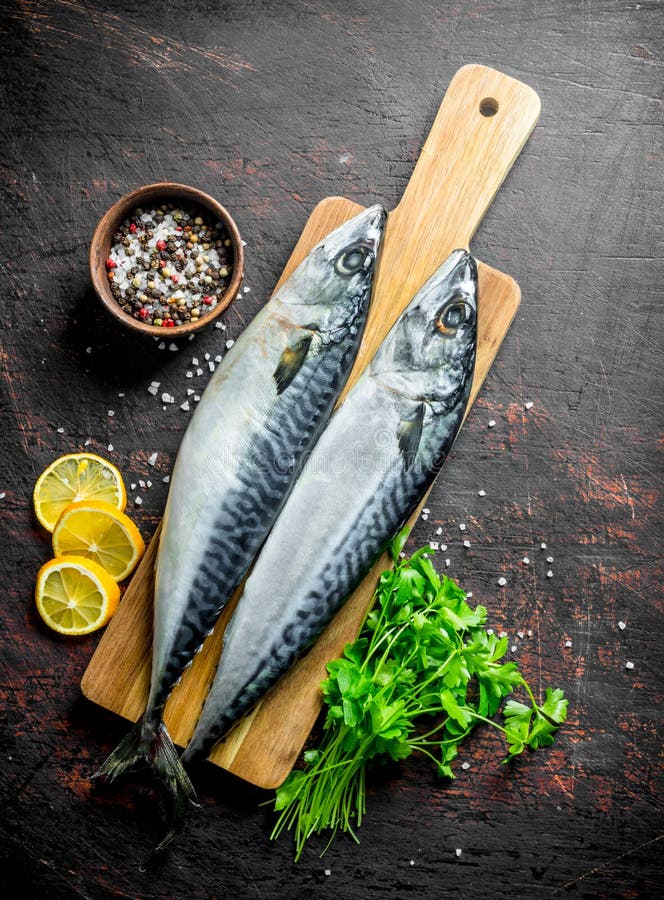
left=93, top=716, right=197, bottom=848
left=92, top=716, right=152, bottom=782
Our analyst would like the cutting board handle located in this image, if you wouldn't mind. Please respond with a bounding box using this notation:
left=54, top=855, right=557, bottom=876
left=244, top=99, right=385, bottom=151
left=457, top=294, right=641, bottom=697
left=391, top=64, right=540, bottom=251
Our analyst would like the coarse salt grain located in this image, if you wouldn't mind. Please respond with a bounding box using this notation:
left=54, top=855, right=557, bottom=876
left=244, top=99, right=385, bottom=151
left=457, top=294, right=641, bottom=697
left=618, top=621, right=626, bottom=630
left=324, top=869, right=331, bottom=877
left=435, top=526, right=443, bottom=536
left=225, top=339, right=235, bottom=349
left=86, top=347, right=92, bottom=354
left=522, top=557, right=530, bottom=564
left=163, top=475, right=170, bottom=483
left=498, top=577, right=507, bottom=586
left=186, top=371, right=193, bottom=378
left=192, top=358, right=199, bottom=366
left=214, top=321, right=224, bottom=329
left=181, top=401, right=190, bottom=411
left=499, top=631, right=507, bottom=638
left=148, top=382, right=160, bottom=396
left=84, top=439, right=91, bottom=446
left=478, top=489, right=486, bottom=496
left=169, top=343, right=178, bottom=352
left=146, top=480, right=152, bottom=488
left=429, top=541, right=439, bottom=551
left=546, top=570, right=553, bottom=578
left=108, top=410, right=115, bottom=417
left=57, top=427, right=64, bottom=434
left=459, top=523, right=466, bottom=531
left=541, top=542, right=547, bottom=549
left=107, top=444, right=113, bottom=452
left=194, top=395, right=200, bottom=402
left=461, top=762, right=470, bottom=770
left=409, top=860, right=415, bottom=866
left=463, top=540, right=470, bottom=548
left=130, top=483, right=136, bottom=490
left=565, top=640, right=572, bottom=648
left=158, top=341, right=166, bottom=350
left=187, top=388, right=194, bottom=396
left=135, top=496, right=142, bottom=506
left=215, top=355, right=222, bottom=363
left=517, top=631, right=525, bottom=638
left=0, top=493, right=5, bottom=500
left=445, top=558, right=451, bottom=567
left=525, top=401, right=533, bottom=410
left=625, top=661, right=634, bottom=670
left=208, top=361, right=215, bottom=372
left=441, top=544, right=447, bottom=551
left=511, top=645, right=517, bottom=652
left=547, top=556, right=554, bottom=563
left=243, top=286, right=251, bottom=293
left=196, top=368, right=203, bottom=376
left=148, top=452, right=158, bottom=466
left=138, top=479, right=145, bottom=488
left=488, top=420, right=496, bottom=428
left=204, top=353, right=211, bottom=361
left=455, top=849, right=462, bottom=857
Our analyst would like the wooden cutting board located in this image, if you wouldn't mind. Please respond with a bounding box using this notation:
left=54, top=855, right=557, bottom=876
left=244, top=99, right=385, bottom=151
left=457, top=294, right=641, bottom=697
left=82, top=65, right=540, bottom=789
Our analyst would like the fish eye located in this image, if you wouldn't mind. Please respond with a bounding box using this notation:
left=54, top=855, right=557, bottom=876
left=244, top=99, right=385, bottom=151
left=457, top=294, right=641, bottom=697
left=335, top=244, right=371, bottom=276
left=435, top=296, right=473, bottom=336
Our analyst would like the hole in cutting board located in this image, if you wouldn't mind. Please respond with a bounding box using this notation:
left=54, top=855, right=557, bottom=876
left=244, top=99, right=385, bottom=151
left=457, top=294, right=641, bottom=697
left=479, top=97, right=499, bottom=117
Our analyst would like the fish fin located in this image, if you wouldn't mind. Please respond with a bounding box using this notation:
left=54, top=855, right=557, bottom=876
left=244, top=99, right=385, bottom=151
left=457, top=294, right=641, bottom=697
left=397, top=403, right=425, bottom=469
left=93, top=717, right=197, bottom=849
left=273, top=334, right=313, bottom=394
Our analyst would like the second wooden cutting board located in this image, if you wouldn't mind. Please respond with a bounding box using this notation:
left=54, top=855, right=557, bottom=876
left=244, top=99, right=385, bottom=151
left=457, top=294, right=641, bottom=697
left=82, top=64, right=541, bottom=789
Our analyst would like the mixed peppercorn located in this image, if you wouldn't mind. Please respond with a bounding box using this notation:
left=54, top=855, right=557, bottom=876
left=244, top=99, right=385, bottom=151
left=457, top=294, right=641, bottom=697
left=106, top=204, right=234, bottom=327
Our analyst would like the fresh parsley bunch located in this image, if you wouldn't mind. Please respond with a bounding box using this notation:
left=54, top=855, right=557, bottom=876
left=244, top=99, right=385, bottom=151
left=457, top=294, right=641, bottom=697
left=272, top=529, right=567, bottom=859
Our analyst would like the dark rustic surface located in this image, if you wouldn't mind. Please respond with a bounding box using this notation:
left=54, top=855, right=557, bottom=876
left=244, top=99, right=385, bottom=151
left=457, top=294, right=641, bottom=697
left=1, top=1, right=662, bottom=898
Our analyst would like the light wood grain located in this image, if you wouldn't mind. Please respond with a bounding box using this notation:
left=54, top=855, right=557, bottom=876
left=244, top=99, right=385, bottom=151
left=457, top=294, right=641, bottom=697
left=81, top=65, right=540, bottom=789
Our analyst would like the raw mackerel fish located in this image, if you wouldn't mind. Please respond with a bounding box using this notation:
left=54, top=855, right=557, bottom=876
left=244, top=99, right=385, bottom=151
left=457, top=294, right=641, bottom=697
left=183, top=249, right=478, bottom=762
left=95, top=205, right=386, bottom=823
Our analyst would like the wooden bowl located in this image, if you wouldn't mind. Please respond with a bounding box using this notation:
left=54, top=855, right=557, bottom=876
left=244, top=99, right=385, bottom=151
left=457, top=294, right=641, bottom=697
left=89, top=182, right=244, bottom=337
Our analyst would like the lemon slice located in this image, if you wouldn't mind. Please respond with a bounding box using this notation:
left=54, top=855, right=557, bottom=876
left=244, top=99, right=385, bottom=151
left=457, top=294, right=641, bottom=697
left=52, top=500, right=145, bottom=581
left=34, top=453, right=126, bottom=532
left=35, top=556, right=121, bottom=635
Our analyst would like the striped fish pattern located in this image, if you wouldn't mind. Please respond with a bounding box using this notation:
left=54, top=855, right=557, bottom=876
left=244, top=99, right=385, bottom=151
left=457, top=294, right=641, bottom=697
left=182, top=249, right=478, bottom=761
left=157, top=331, right=367, bottom=708
left=94, top=205, right=386, bottom=826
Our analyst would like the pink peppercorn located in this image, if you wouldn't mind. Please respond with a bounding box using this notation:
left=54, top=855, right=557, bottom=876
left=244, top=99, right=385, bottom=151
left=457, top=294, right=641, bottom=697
left=129, top=223, right=137, bottom=234
left=106, top=258, right=117, bottom=270
left=202, top=296, right=213, bottom=306
left=156, top=240, right=166, bottom=251
left=138, top=308, right=148, bottom=320
left=164, top=318, right=175, bottom=327
left=170, top=274, right=179, bottom=283
left=159, top=259, right=166, bottom=268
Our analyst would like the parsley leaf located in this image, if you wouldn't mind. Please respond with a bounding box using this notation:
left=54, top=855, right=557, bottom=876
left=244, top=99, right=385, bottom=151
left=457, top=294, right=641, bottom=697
left=271, top=536, right=568, bottom=860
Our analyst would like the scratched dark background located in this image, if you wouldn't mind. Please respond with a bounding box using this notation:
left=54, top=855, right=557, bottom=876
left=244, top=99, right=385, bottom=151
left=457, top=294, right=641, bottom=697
left=1, top=0, right=662, bottom=897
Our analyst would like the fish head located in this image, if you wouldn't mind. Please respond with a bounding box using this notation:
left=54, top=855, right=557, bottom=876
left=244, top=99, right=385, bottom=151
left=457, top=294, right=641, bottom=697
left=371, top=250, right=478, bottom=409
left=272, top=204, right=386, bottom=336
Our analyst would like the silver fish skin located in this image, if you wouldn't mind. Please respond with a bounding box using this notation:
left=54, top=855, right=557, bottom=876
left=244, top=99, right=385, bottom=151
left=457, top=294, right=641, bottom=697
left=94, top=205, right=386, bottom=817
left=183, top=249, right=478, bottom=761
